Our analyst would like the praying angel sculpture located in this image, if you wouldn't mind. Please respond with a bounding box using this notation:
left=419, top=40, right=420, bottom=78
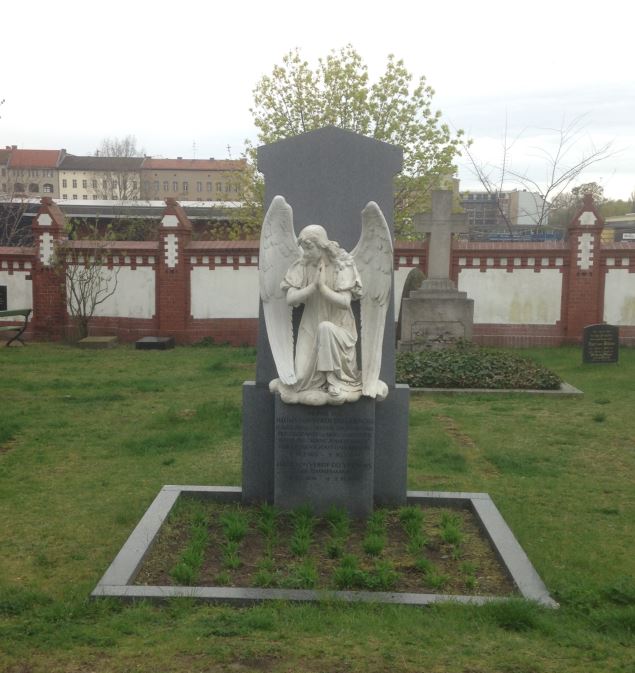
left=259, top=196, right=393, bottom=406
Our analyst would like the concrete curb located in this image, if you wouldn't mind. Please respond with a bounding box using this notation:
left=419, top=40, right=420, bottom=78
left=410, top=382, right=582, bottom=396
left=92, top=486, right=557, bottom=608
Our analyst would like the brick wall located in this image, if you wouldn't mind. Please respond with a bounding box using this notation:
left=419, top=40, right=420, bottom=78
left=1, top=196, right=634, bottom=346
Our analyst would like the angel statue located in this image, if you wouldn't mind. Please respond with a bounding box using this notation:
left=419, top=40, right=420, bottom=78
left=259, top=195, right=393, bottom=406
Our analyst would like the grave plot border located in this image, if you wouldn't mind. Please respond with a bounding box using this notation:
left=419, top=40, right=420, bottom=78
left=91, top=485, right=557, bottom=608
left=410, top=382, right=582, bottom=396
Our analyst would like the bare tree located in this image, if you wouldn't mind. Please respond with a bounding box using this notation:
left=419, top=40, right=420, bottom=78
left=55, top=222, right=120, bottom=339
left=93, top=135, right=144, bottom=201
left=463, top=116, right=615, bottom=235
left=0, top=187, right=33, bottom=247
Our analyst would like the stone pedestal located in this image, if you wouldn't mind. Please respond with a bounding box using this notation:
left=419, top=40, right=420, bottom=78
left=398, top=279, right=474, bottom=351
left=274, top=396, right=375, bottom=517
left=242, top=382, right=409, bottom=511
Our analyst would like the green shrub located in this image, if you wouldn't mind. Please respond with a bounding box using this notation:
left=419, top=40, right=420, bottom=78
left=396, top=341, right=562, bottom=390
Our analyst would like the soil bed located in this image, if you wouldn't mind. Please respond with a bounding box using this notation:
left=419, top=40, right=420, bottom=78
left=135, top=501, right=516, bottom=597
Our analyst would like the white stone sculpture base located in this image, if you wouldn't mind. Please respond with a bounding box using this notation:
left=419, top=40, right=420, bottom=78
left=269, top=378, right=388, bottom=406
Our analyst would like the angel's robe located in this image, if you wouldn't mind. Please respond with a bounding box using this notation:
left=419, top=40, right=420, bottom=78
left=282, top=256, right=363, bottom=394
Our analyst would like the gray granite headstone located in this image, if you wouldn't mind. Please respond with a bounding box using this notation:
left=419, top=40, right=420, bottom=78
left=242, top=126, right=409, bottom=509
left=274, top=396, right=374, bottom=517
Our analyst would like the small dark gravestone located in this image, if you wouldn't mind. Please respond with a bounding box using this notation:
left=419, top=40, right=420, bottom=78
left=135, top=336, right=175, bottom=350
left=0, top=286, right=7, bottom=312
left=582, top=324, right=619, bottom=363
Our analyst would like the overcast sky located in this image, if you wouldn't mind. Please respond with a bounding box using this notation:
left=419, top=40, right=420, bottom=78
left=2, top=0, right=634, bottom=199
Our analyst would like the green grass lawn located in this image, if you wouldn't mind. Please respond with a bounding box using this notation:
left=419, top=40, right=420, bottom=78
left=0, top=343, right=633, bottom=673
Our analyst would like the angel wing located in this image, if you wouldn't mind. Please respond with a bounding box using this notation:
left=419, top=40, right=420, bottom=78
left=259, top=195, right=301, bottom=385
left=351, top=202, right=393, bottom=398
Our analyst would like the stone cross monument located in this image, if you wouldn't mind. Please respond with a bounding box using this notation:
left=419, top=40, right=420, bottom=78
left=398, top=190, right=474, bottom=351
left=242, top=126, right=410, bottom=516
left=414, top=190, right=470, bottom=285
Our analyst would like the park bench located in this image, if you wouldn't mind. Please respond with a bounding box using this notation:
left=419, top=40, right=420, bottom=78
left=0, top=309, right=32, bottom=346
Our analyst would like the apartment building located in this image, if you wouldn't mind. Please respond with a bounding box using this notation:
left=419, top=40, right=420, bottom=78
left=3, top=146, right=66, bottom=198
left=460, top=190, right=547, bottom=230
left=140, top=158, right=246, bottom=201
left=57, top=155, right=144, bottom=200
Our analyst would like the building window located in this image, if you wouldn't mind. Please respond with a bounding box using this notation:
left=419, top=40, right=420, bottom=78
left=225, top=183, right=231, bottom=192
left=72, top=194, right=77, bottom=199
left=92, top=180, right=97, bottom=189
left=14, top=183, right=25, bottom=192
left=63, top=194, right=68, bottom=199
left=43, top=184, right=54, bottom=193
left=173, top=181, right=178, bottom=191
left=103, top=179, right=107, bottom=188
left=72, top=179, right=77, bottom=188
left=62, top=179, right=68, bottom=188
left=1, top=183, right=6, bottom=191
left=154, top=181, right=160, bottom=191
left=82, top=195, right=88, bottom=200
left=131, top=181, right=137, bottom=190
left=216, top=182, right=222, bottom=192
left=82, top=180, right=87, bottom=188
left=29, top=183, right=39, bottom=193
left=197, top=181, right=202, bottom=192
left=183, top=181, right=189, bottom=192
left=206, top=182, right=212, bottom=192
left=163, top=181, right=169, bottom=191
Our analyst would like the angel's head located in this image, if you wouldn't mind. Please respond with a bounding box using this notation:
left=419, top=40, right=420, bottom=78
left=298, top=225, right=344, bottom=264
left=298, top=225, right=330, bottom=263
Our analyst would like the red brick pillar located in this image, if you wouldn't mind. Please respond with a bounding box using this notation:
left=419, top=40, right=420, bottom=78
left=564, top=194, right=605, bottom=342
left=30, top=197, right=67, bottom=340
left=156, top=198, right=192, bottom=341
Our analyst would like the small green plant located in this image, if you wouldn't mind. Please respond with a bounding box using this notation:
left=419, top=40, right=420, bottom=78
left=222, top=540, right=241, bottom=570
left=326, top=539, right=344, bottom=559
left=290, top=531, right=311, bottom=557
left=325, top=505, right=350, bottom=537
left=215, top=571, right=231, bottom=586
left=440, top=511, right=463, bottom=546
left=220, top=508, right=250, bottom=543
left=282, top=559, right=318, bottom=589
left=426, top=569, right=449, bottom=590
left=400, top=506, right=427, bottom=555
left=253, top=568, right=275, bottom=588
left=324, top=505, right=349, bottom=559
left=413, top=557, right=448, bottom=590
left=289, top=506, right=315, bottom=557
left=257, top=503, right=279, bottom=540
left=362, top=533, right=385, bottom=556
left=461, top=561, right=478, bottom=590
left=368, top=560, right=399, bottom=591
left=333, top=555, right=368, bottom=590
left=169, top=505, right=209, bottom=586
left=593, top=413, right=606, bottom=423
left=362, top=509, right=387, bottom=556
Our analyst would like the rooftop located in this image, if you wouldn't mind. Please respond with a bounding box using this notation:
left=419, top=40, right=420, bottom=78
left=59, top=155, right=145, bottom=171
left=8, top=149, right=64, bottom=168
left=141, top=158, right=246, bottom=171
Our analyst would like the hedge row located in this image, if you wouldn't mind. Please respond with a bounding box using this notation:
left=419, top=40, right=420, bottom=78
left=395, top=342, right=562, bottom=390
